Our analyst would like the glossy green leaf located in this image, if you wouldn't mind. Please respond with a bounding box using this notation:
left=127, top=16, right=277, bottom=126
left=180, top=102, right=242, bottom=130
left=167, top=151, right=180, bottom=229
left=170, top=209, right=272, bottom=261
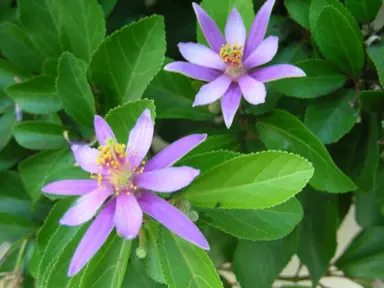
left=0, top=213, right=39, bottom=243
left=0, top=60, right=30, bottom=97
left=367, top=43, right=384, bottom=86
left=284, top=0, right=310, bottom=29
left=304, top=89, right=359, bottom=144
left=122, top=259, right=166, bottom=288
left=19, top=148, right=74, bottom=203
left=18, top=0, right=63, bottom=59
left=256, top=109, right=357, bottom=193
left=199, top=197, right=303, bottom=241
left=0, top=23, right=43, bottom=72
left=270, top=43, right=310, bottom=66
left=57, top=52, right=96, bottom=126
left=312, top=6, right=364, bottom=76
left=345, top=0, right=382, bottom=24
left=336, top=227, right=384, bottom=278
left=0, top=112, right=15, bottom=151
left=0, top=139, right=28, bottom=172
left=233, top=231, right=298, bottom=288
left=98, top=0, right=118, bottom=17
left=179, top=151, right=314, bottom=209
left=13, top=121, right=67, bottom=150
left=159, top=228, right=223, bottom=288
left=271, top=59, right=347, bottom=98
left=297, top=188, right=338, bottom=286
left=188, top=134, right=240, bottom=156
left=105, top=99, right=156, bottom=144
left=90, top=16, right=166, bottom=108
left=6, top=76, right=62, bottom=114
left=360, top=91, right=384, bottom=112
left=143, top=59, right=214, bottom=120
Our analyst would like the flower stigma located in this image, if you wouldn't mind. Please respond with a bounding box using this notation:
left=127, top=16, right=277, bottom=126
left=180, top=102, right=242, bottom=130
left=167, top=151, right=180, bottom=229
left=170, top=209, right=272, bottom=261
left=219, top=44, right=246, bottom=80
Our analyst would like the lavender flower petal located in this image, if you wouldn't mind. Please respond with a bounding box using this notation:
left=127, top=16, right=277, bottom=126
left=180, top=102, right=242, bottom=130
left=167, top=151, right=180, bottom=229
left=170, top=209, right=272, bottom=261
left=250, top=64, right=306, bottom=82
left=164, top=62, right=221, bottom=82
left=138, top=191, right=209, bottom=250
left=221, top=83, right=242, bottom=128
left=94, top=115, right=115, bottom=145
left=243, top=36, right=279, bottom=69
left=68, top=199, right=115, bottom=276
left=135, top=167, right=200, bottom=193
left=178, top=43, right=227, bottom=71
left=225, top=8, right=246, bottom=46
left=114, top=193, right=143, bottom=240
left=126, top=109, right=154, bottom=169
left=60, top=186, right=114, bottom=226
left=144, top=134, right=207, bottom=172
left=244, top=0, right=276, bottom=58
left=42, top=180, right=98, bottom=195
left=238, top=75, right=266, bottom=105
left=192, top=2, right=225, bottom=53
left=71, top=145, right=101, bottom=174
left=193, top=74, right=232, bottom=107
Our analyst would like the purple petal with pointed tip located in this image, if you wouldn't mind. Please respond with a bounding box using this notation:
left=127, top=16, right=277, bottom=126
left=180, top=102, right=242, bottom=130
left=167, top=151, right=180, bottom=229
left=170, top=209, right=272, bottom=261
left=164, top=62, right=221, bottom=82
left=221, top=84, right=242, bottom=129
left=71, top=145, right=101, bottom=174
left=94, top=115, right=115, bottom=145
left=244, top=36, right=278, bottom=69
left=126, top=109, right=154, bottom=169
left=192, top=2, right=225, bottom=53
left=135, top=167, right=200, bottom=193
left=114, top=193, right=143, bottom=240
left=68, top=199, right=115, bottom=276
left=42, top=180, right=98, bottom=195
left=238, top=75, right=266, bottom=105
left=178, top=43, right=226, bottom=71
left=145, top=134, right=207, bottom=172
left=138, top=191, right=209, bottom=250
left=60, top=186, right=113, bottom=226
left=249, top=64, right=306, bottom=82
left=225, top=8, right=246, bottom=46
left=244, top=0, right=276, bottom=58
left=193, top=74, right=232, bottom=106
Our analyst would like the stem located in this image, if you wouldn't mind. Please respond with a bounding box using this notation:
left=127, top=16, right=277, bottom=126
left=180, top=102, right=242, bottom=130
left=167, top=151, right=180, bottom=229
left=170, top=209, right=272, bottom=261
left=13, top=239, right=28, bottom=273
left=350, top=79, right=360, bottom=107
left=294, top=262, right=303, bottom=279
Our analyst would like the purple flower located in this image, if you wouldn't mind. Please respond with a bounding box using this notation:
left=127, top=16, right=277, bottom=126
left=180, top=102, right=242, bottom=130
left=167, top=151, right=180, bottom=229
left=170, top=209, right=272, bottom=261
left=42, top=109, right=209, bottom=276
left=165, top=0, right=306, bottom=128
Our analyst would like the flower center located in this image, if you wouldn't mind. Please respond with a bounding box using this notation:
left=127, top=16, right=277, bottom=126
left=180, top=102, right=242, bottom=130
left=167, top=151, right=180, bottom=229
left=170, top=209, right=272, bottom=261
left=219, top=44, right=246, bottom=80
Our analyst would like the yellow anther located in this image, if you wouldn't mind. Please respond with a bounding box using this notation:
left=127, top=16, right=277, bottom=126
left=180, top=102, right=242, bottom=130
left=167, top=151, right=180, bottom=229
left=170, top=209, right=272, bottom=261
left=220, top=44, right=243, bottom=67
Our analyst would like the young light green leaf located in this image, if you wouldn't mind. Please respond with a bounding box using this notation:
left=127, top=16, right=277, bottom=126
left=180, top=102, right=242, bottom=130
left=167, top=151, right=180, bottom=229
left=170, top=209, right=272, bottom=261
left=13, top=121, right=67, bottom=150
left=6, top=76, right=62, bottom=114
left=345, top=0, right=381, bottom=24
left=367, top=43, right=384, bottom=86
left=271, top=59, right=347, bottom=98
left=360, top=91, right=384, bottom=112
left=256, top=109, right=357, bottom=193
left=159, top=228, right=223, bottom=288
left=0, top=112, right=16, bottom=151
left=199, top=197, right=303, bottom=241
left=57, top=52, right=96, bottom=126
left=90, top=16, right=166, bottom=108
left=179, top=151, right=314, bottom=209
left=105, top=99, right=156, bottom=144
left=284, top=0, right=310, bottom=29
left=61, top=0, right=106, bottom=63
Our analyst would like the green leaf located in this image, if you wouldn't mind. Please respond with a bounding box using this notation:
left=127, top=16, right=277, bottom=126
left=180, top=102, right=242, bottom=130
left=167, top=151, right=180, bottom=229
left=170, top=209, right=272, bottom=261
left=197, top=0, right=254, bottom=45
left=199, top=197, right=303, bottom=241
left=0, top=213, right=39, bottom=243
left=0, top=23, right=43, bottom=72
left=0, top=139, right=28, bottom=172
left=105, top=99, right=156, bottom=144
left=43, top=58, right=59, bottom=76
left=0, top=60, right=30, bottom=97
left=256, top=109, right=357, bottom=193
left=270, top=43, right=310, bottom=66
left=57, top=52, right=96, bottom=126
left=284, top=0, right=310, bottom=29
left=18, top=0, right=63, bottom=59
left=122, top=259, right=166, bottom=288
left=188, top=134, right=240, bottom=156
left=90, top=16, right=166, bottom=108
left=304, top=89, right=359, bottom=144
left=336, top=227, right=384, bottom=278
left=143, top=59, right=214, bottom=120
left=266, top=16, right=295, bottom=43
left=345, top=0, right=381, bottom=24
left=360, top=91, right=384, bottom=112
left=6, top=76, right=62, bottom=114
left=367, top=43, right=384, bottom=86
left=179, top=151, right=314, bottom=209
left=244, top=89, right=282, bottom=116
left=233, top=231, right=298, bottom=288
left=159, top=228, right=223, bottom=288
left=61, top=0, right=105, bottom=63
left=19, top=148, right=74, bottom=203
left=98, top=0, right=118, bottom=17
left=312, top=6, right=364, bottom=76
left=177, top=151, right=239, bottom=174
left=271, top=59, right=347, bottom=98
left=13, top=121, right=67, bottom=150
left=297, top=188, right=338, bottom=286
left=0, top=112, right=15, bottom=151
